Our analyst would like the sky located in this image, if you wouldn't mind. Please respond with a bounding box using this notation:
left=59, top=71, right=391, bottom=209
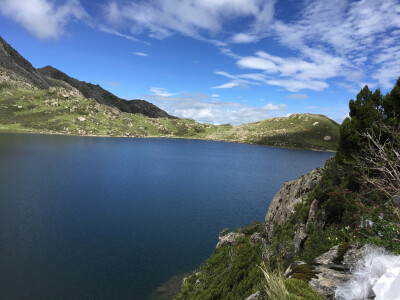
left=0, top=0, right=399, bottom=125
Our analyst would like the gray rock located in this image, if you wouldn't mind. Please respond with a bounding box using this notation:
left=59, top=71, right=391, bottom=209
left=216, top=232, right=244, bottom=248
left=309, top=244, right=373, bottom=298
left=306, top=199, right=319, bottom=232
left=250, top=232, right=263, bottom=244
left=284, top=243, right=383, bottom=298
left=245, top=291, right=260, bottom=300
left=293, top=224, right=307, bottom=253
left=265, top=168, right=322, bottom=242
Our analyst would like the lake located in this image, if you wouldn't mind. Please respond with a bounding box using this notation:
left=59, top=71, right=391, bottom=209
left=0, top=133, right=333, bottom=299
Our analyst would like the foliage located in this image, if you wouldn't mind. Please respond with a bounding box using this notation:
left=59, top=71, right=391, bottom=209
left=237, top=221, right=265, bottom=236
left=219, top=228, right=230, bottom=237
left=338, top=78, right=400, bottom=159
left=175, top=229, right=264, bottom=300
left=259, top=262, right=323, bottom=300
left=259, top=262, right=288, bottom=300
left=330, top=185, right=400, bottom=253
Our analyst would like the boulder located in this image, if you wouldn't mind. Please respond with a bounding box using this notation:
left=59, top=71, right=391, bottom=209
left=250, top=232, right=263, bottom=244
left=216, top=232, right=244, bottom=248
left=265, top=168, right=322, bottom=242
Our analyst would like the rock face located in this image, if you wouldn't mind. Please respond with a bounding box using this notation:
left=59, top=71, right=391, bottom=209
left=37, top=66, right=176, bottom=119
left=285, top=243, right=378, bottom=298
left=264, top=168, right=322, bottom=242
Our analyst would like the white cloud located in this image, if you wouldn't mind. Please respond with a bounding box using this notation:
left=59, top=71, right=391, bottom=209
left=212, top=82, right=248, bottom=89
left=231, top=33, right=259, bottom=43
left=0, top=0, right=88, bottom=39
left=145, top=87, right=287, bottom=125
left=286, top=94, right=308, bottom=100
left=150, top=87, right=176, bottom=97
left=270, top=0, right=400, bottom=90
left=102, top=0, right=276, bottom=42
left=97, top=25, right=149, bottom=44
left=236, top=50, right=345, bottom=91
left=132, top=52, right=148, bottom=57
left=212, top=71, right=268, bottom=89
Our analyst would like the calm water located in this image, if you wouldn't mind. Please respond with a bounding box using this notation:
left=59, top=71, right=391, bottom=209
left=0, top=133, right=333, bottom=299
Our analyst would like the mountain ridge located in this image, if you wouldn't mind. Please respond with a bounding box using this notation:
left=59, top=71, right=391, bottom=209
left=37, top=65, right=175, bottom=119
left=0, top=35, right=339, bottom=151
left=0, top=35, right=174, bottom=119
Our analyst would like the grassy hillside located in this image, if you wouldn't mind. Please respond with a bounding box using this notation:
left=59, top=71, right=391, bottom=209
left=0, top=84, right=339, bottom=151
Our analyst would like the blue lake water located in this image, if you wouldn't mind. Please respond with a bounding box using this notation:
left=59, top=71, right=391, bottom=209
left=0, top=133, right=333, bottom=299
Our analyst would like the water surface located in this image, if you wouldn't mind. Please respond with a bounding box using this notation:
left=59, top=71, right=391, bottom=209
left=0, top=133, right=333, bottom=299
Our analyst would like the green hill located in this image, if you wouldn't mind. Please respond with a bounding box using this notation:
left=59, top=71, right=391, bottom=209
left=0, top=34, right=339, bottom=151
left=0, top=84, right=339, bottom=151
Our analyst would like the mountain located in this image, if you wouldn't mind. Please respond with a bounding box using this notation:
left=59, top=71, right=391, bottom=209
left=0, top=35, right=174, bottom=119
left=37, top=66, right=175, bottom=119
left=0, top=36, right=54, bottom=89
left=0, top=35, right=339, bottom=151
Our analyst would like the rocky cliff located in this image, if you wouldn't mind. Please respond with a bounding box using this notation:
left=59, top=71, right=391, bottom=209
left=264, top=168, right=322, bottom=249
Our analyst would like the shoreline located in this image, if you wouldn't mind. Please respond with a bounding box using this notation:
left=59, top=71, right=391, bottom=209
left=0, top=128, right=336, bottom=153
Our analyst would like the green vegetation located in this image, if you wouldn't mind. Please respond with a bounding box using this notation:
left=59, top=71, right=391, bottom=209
left=176, top=79, right=400, bottom=299
left=0, top=83, right=339, bottom=151
left=260, top=263, right=322, bottom=300
left=175, top=222, right=265, bottom=300
left=267, top=78, right=400, bottom=268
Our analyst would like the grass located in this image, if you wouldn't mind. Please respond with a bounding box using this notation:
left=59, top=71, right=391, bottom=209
left=259, top=262, right=323, bottom=300
left=175, top=222, right=265, bottom=300
left=0, top=85, right=340, bottom=151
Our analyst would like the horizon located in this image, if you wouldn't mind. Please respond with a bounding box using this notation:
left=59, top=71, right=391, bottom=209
left=1, top=0, right=399, bottom=125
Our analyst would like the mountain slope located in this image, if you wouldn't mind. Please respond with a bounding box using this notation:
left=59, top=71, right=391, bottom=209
left=0, top=35, right=339, bottom=151
left=0, top=36, right=54, bottom=89
left=0, top=35, right=174, bottom=119
left=0, top=83, right=339, bottom=151
left=37, top=66, right=175, bottom=119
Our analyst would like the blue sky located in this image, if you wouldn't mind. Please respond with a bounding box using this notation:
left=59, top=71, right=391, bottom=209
left=1, top=0, right=399, bottom=125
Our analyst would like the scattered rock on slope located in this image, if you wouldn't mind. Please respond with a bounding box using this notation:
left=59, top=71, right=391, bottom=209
left=37, top=65, right=176, bottom=119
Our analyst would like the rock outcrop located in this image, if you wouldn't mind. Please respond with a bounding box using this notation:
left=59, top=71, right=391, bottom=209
left=285, top=243, right=380, bottom=298
left=216, top=232, right=245, bottom=248
left=264, top=168, right=322, bottom=243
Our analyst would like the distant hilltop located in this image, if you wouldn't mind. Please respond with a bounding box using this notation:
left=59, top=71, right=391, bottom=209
left=0, top=35, right=175, bottom=119
left=0, top=35, right=339, bottom=151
